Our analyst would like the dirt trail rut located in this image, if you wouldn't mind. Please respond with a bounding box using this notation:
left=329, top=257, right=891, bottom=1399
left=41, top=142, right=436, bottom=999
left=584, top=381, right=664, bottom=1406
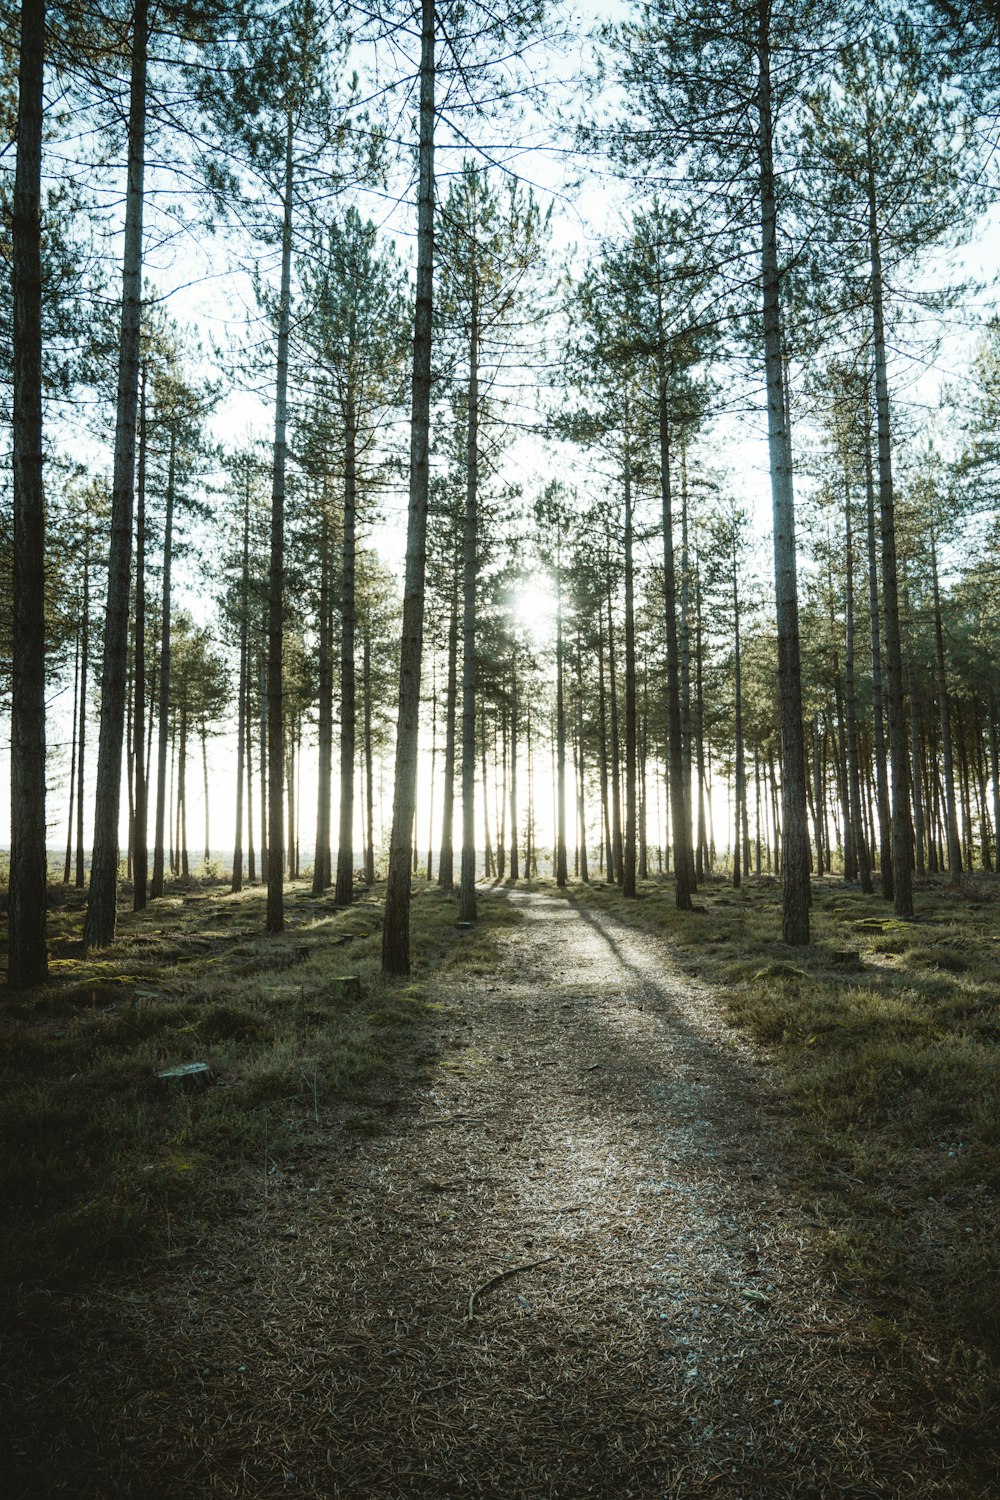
left=39, top=891, right=955, bottom=1499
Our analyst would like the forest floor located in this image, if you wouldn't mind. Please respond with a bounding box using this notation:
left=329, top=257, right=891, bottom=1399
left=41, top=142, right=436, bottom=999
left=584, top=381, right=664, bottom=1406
left=2, top=873, right=999, bottom=1498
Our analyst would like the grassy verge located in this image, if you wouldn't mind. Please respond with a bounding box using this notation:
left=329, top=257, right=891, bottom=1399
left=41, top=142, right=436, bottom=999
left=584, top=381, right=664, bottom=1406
left=0, top=878, right=519, bottom=1294
left=555, top=871, right=1000, bottom=1429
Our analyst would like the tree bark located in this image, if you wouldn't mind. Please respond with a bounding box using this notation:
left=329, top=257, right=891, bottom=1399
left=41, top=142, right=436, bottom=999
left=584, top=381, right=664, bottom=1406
left=382, top=0, right=435, bottom=973
left=867, top=134, right=914, bottom=918
left=151, top=426, right=176, bottom=899
left=232, top=475, right=250, bottom=893
left=929, top=515, right=962, bottom=882
left=335, top=389, right=358, bottom=905
left=439, top=587, right=458, bottom=888
left=460, top=281, right=480, bottom=921
left=314, top=496, right=333, bottom=893
left=9, top=0, right=48, bottom=983
left=84, top=0, right=147, bottom=949
left=132, top=373, right=148, bottom=909
left=265, top=113, right=294, bottom=933
left=622, top=457, right=637, bottom=897
left=655, top=365, right=692, bottom=910
left=757, top=6, right=809, bottom=943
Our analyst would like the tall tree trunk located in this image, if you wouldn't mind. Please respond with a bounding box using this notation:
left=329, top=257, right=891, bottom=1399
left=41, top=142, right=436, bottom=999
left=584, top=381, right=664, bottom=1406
left=679, top=442, right=694, bottom=886
left=246, top=665, right=256, bottom=883
left=862, top=431, right=893, bottom=896
left=336, top=391, right=358, bottom=905
left=867, top=133, right=913, bottom=918
left=812, top=715, right=825, bottom=877
left=480, top=708, right=494, bottom=879
left=757, top=7, right=809, bottom=943
left=622, top=458, right=637, bottom=897
left=694, top=556, right=708, bottom=881
left=732, top=549, right=745, bottom=889
left=9, top=0, right=48, bottom=984
left=382, top=0, right=435, bottom=973
left=151, top=427, right=175, bottom=899
left=929, top=515, right=962, bottom=882
left=259, top=653, right=268, bottom=881
left=439, top=586, right=458, bottom=888
left=132, top=373, right=148, bottom=908
left=597, top=615, right=613, bottom=881
left=654, top=357, right=692, bottom=910
left=576, top=642, right=589, bottom=883
left=844, top=483, right=872, bottom=891
left=607, top=584, right=623, bottom=886
left=201, top=724, right=210, bottom=866
left=84, top=0, right=147, bottom=949
left=75, top=538, right=89, bottom=887
left=232, top=479, right=250, bottom=893
left=314, top=497, right=333, bottom=893
left=460, top=283, right=480, bottom=921
left=265, top=113, right=294, bottom=933
left=555, top=542, right=568, bottom=889
left=64, top=630, right=79, bottom=884
left=426, top=658, right=437, bottom=880
left=509, top=662, right=519, bottom=881
left=363, top=623, right=375, bottom=885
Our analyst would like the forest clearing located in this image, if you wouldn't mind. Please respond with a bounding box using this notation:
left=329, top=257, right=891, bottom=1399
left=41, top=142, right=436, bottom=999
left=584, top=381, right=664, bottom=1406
left=2, top=874, right=999, bottom=1497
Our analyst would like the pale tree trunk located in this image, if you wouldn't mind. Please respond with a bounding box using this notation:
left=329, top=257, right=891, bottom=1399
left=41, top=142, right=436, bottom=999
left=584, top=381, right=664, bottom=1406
left=314, top=497, right=333, bottom=892
left=9, top=0, right=48, bottom=984
left=382, top=0, right=435, bottom=972
left=863, top=433, right=894, bottom=897
left=75, top=538, right=89, bottom=887
left=232, top=479, right=250, bottom=892
left=732, top=548, right=744, bottom=889
left=151, top=428, right=176, bottom=897
left=845, top=483, right=872, bottom=892
left=622, top=455, right=637, bottom=897
left=64, top=632, right=79, bottom=884
left=555, top=540, right=568, bottom=888
left=84, top=0, right=147, bottom=949
left=439, top=587, right=458, bottom=888
left=655, top=363, right=692, bottom=910
left=336, top=389, right=358, bottom=906
left=576, top=638, right=589, bottom=883
left=757, top=7, right=809, bottom=943
left=509, top=662, right=520, bottom=881
left=929, top=515, right=962, bottom=882
left=480, top=709, right=494, bottom=878
left=867, top=133, right=914, bottom=917
left=460, top=278, right=480, bottom=921
left=363, top=623, right=375, bottom=885
left=266, top=113, right=294, bottom=933
left=426, top=659, right=437, bottom=879
left=607, top=584, right=623, bottom=885
left=133, top=373, right=148, bottom=909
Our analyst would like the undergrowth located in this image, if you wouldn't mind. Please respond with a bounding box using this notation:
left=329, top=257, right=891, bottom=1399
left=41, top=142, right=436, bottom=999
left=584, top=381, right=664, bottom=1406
left=555, top=870, right=1000, bottom=1434
left=0, top=877, right=516, bottom=1294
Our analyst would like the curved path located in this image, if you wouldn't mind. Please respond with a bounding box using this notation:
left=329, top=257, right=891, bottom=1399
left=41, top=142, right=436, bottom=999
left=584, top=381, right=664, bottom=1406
left=39, top=891, right=955, bottom=1498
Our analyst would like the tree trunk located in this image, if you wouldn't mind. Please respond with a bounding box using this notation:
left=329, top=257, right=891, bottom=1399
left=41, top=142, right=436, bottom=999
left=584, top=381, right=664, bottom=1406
left=607, top=584, right=623, bottom=886
left=732, top=550, right=745, bottom=889
left=132, top=373, right=148, bottom=909
left=336, top=390, right=358, bottom=905
left=597, top=614, right=612, bottom=881
left=576, top=644, right=589, bottom=883
left=382, top=0, right=435, bottom=973
left=622, top=457, right=637, bottom=897
left=363, top=624, right=375, bottom=884
left=151, top=428, right=176, bottom=899
left=844, top=483, right=872, bottom=891
left=64, top=630, right=79, bottom=884
left=9, top=0, right=51, bottom=982
left=314, top=496, right=333, bottom=893
left=509, top=662, right=520, bottom=880
left=555, top=541, right=568, bottom=889
left=480, top=708, right=494, bottom=880
left=655, top=358, right=692, bottom=910
left=867, top=135, right=913, bottom=917
left=426, top=658, right=437, bottom=880
left=439, top=587, right=458, bottom=888
left=929, top=515, right=962, bottom=882
left=862, top=431, right=893, bottom=897
left=76, top=537, right=89, bottom=887
left=757, top=7, right=809, bottom=943
left=232, top=478, right=250, bottom=893
left=265, top=113, right=294, bottom=933
left=84, top=0, right=147, bottom=949
left=460, top=282, right=480, bottom=921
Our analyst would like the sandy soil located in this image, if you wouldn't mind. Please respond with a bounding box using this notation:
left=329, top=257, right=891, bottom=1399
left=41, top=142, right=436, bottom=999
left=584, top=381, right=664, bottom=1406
left=10, top=891, right=967, bottom=1499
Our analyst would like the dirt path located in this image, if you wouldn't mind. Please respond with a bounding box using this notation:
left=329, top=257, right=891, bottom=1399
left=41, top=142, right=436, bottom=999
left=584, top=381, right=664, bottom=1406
left=26, top=891, right=959, bottom=1499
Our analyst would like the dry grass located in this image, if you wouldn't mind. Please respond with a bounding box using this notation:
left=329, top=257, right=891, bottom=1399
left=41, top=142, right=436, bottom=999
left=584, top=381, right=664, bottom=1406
left=0, top=878, right=516, bottom=1293
left=549, top=870, right=1000, bottom=1447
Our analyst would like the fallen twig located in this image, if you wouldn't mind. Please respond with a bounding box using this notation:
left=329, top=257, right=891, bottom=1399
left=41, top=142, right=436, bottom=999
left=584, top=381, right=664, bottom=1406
left=466, top=1257, right=557, bottom=1319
